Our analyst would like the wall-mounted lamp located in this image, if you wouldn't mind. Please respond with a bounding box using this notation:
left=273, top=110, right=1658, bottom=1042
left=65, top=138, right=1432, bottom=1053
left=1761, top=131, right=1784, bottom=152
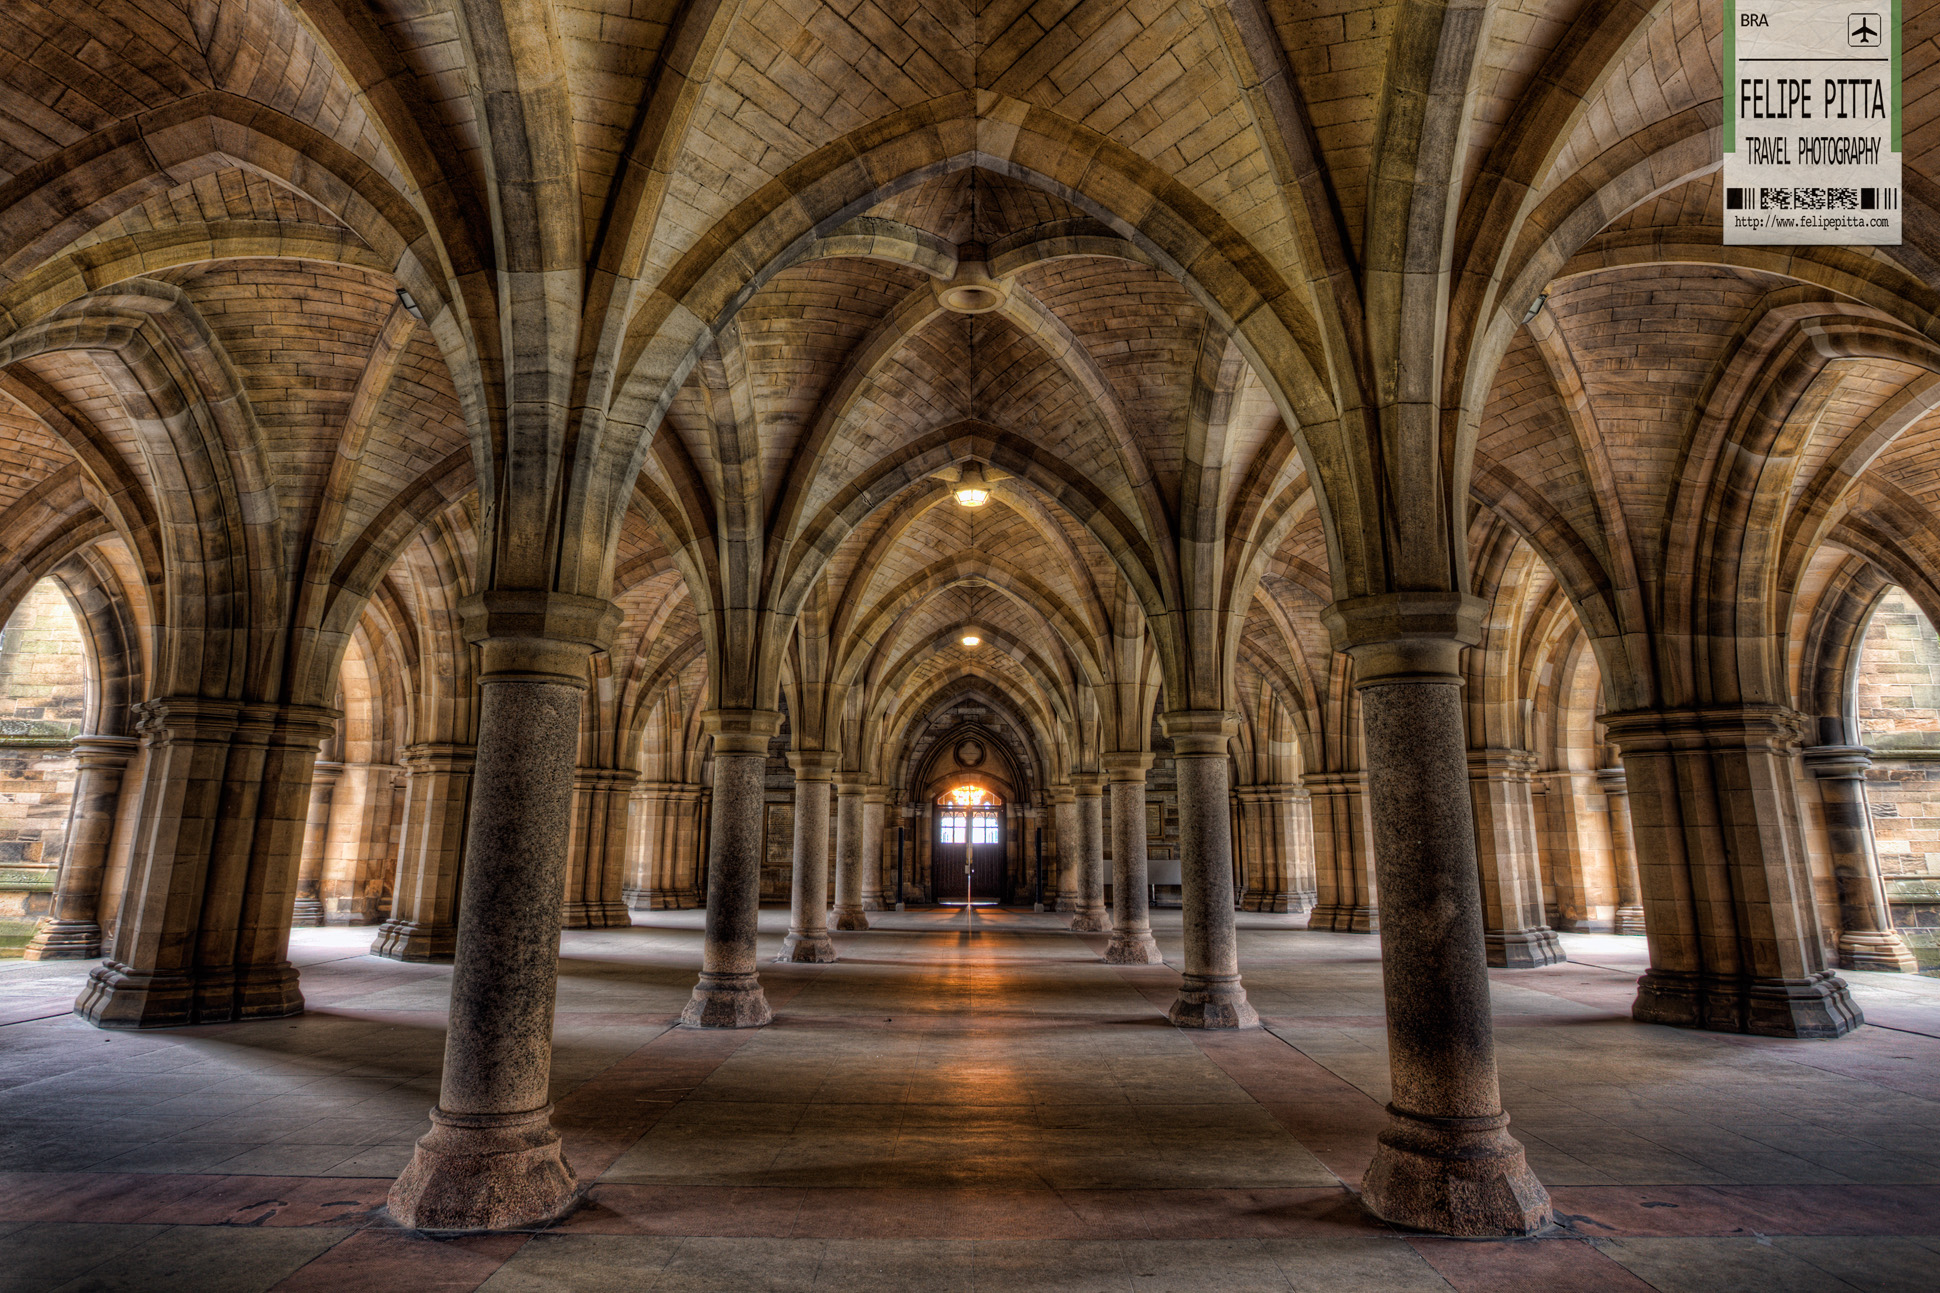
left=1521, top=291, right=1549, bottom=326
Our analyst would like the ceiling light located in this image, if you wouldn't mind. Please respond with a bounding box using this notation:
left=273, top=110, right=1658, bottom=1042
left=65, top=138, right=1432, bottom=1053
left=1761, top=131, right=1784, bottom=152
left=953, top=462, right=991, bottom=508
left=1521, top=291, right=1548, bottom=325
left=960, top=634, right=981, bottom=648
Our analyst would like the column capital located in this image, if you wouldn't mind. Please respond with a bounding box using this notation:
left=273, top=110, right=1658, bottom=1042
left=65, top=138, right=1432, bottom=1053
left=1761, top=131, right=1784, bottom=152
left=69, top=734, right=139, bottom=769
left=573, top=767, right=640, bottom=791
left=1802, top=744, right=1874, bottom=779
left=1323, top=592, right=1483, bottom=683
left=1467, top=747, right=1539, bottom=777
left=1594, top=765, right=1628, bottom=794
left=1046, top=784, right=1078, bottom=805
left=460, top=590, right=619, bottom=683
left=702, top=708, right=782, bottom=756
left=788, top=749, right=841, bottom=781
left=1599, top=704, right=1812, bottom=754
left=1102, top=751, right=1155, bottom=780
left=402, top=742, right=477, bottom=773
left=835, top=778, right=867, bottom=797
left=1071, top=770, right=1106, bottom=794
left=1161, top=710, right=1236, bottom=757
left=862, top=784, right=889, bottom=804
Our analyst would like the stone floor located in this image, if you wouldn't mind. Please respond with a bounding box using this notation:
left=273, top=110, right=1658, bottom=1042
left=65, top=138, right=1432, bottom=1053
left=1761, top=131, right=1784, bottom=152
left=2, top=909, right=1939, bottom=1291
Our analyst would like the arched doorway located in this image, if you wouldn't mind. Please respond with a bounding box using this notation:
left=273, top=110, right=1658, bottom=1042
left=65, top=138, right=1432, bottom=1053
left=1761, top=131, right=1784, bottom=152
left=935, top=783, right=1005, bottom=905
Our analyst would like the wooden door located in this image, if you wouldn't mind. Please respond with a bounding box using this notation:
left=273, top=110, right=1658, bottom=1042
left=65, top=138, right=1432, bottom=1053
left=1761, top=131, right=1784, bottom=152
left=933, top=806, right=1004, bottom=902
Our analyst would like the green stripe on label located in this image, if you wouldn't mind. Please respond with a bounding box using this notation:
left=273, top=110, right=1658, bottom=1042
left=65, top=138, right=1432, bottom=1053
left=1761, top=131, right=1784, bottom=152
left=1724, top=0, right=1737, bottom=155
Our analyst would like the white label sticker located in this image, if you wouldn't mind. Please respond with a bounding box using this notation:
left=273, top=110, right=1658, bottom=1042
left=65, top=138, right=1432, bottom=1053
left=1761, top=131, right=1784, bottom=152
left=1724, top=0, right=1901, bottom=245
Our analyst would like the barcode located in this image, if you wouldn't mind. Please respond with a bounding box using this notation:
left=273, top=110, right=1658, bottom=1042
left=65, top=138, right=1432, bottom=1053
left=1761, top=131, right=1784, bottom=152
left=1726, top=187, right=1899, bottom=211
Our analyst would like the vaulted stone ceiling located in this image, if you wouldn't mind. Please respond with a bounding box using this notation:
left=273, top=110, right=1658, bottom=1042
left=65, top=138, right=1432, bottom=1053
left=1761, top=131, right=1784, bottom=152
left=1, top=0, right=1939, bottom=781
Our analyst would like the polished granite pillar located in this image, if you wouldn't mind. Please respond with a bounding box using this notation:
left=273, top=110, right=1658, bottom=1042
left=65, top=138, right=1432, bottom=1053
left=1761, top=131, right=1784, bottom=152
left=682, top=710, right=783, bottom=1027
left=1070, top=774, right=1111, bottom=932
left=831, top=780, right=870, bottom=931
left=1103, top=753, right=1161, bottom=964
left=389, top=593, right=614, bottom=1230
left=1050, top=784, right=1079, bottom=913
left=780, top=751, right=838, bottom=962
left=1164, top=711, right=1257, bottom=1029
left=859, top=786, right=887, bottom=911
left=1328, top=593, right=1550, bottom=1236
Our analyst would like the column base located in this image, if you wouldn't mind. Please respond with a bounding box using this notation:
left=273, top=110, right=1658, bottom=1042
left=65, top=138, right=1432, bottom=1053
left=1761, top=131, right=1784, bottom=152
left=1069, top=910, right=1112, bottom=933
left=681, top=972, right=773, bottom=1028
left=861, top=895, right=886, bottom=911
left=75, top=960, right=305, bottom=1029
left=1838, top=929, right=1920, bottom=973
left=291, top=901, right=324, bottom=928
left=22, top=919, right=101, bottom=960
left=1307, top=904, right=1378, bottom=933
left=388, top=1105, right=576, bottom=1231
left=560, top=901, right=634, bottom=929
left=1632, top=967, right=1864, bottom=1038
left=1167, top=974, right=1259, bottom=1029
left=829, top=906, right=870, bottom=931
left=1361, top=1106, right=1551, bottom=1237
left=778, top=931, right=836, bottom=962
left=1103, top=929, right=1163, bottom=964
left=1056, top=896, right=1078, bottom=912
left=1485, top=928, right=1566, bottom=969
left=371, top=920, right=457, bottom=963
left=1615, top=905, right=1646, bottom=936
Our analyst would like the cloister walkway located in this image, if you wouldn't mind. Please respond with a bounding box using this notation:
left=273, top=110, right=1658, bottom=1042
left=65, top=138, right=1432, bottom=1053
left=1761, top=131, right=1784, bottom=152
left=2, top=912, right=1939, bottom=1290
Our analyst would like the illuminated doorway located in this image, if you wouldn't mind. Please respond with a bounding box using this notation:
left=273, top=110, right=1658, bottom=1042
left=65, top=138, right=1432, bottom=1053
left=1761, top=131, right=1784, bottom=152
left=935, top=784, right=1004, bottom=904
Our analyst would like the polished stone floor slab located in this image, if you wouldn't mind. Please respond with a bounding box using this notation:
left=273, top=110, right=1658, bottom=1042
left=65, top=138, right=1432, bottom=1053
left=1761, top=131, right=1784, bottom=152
left=3, top=910, right=1939, bottom=1289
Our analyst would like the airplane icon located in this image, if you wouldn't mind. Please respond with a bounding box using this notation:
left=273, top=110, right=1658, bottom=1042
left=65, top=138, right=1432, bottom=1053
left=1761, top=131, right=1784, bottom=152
left=1850, top=13, right=1882, bottom=45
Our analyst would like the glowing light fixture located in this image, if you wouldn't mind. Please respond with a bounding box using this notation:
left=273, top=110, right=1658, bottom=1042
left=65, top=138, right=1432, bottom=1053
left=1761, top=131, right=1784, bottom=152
left=960, top=633, right=981, bottom=648
left=953, top=462, right=991, bottom=508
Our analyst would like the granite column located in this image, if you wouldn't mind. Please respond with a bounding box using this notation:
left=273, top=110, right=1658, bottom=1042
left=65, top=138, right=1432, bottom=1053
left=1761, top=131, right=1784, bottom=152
left=1164, top=711, right=1257, bottom=1028
left=859, top=787, right=887, bottom=910
left=780, top=751, right=838, bottom=961
left=1103, top=754, right=1161, bottom=963
left=682, top=710, right=782, bottom=1025
left=1327, top=595, right=1549, bottom=1236
left=831, top=780, right=870, bottom=931
left=1070, top=775, right=1110, bottom=932
left=388, top=593, right=614, bottom=1231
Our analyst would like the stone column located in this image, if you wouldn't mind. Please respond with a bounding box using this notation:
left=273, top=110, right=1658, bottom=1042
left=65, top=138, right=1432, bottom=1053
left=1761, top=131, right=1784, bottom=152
left=24, top=735, right=137, bottom=960
left=1235, top=784, right=1314, bottom=913
left=1163, top=711, right=1258, bottom=1029
left=1469, top=749, right=1564, bottom=968
left=291, top=762, right=342, bottom=927
left=371, top=744, right=472, bottom=962
left=622, top=782, right=658, bottom=909
left=1103, top=753, right=1161, bottom=964
left=1049, top=784, right=1079, bottom=911
left=388, top=593, right=614, bottom=1231
left=859, top=786, right=887, bottom=910
left=831, top=780, right=870, bottom=931
left=1070, top=774, right=1111, bottom=931
left=1598, top=767, right=1645, bottom=936
left=76, top=700, right=336, bottom=1029
left=779, top=751, right=838, bottom=961
left=1327, top=595, right=1549, bottom=1236
left=1803, top=745, right=1919, bottom=972
left=561, top=768, right=637, bottom=928
left=1603, top=706, right=1861, bottom=1038
left=1307, top=771, right=1378, bottom=931
left=681, top=710, right=782, bottom=1026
